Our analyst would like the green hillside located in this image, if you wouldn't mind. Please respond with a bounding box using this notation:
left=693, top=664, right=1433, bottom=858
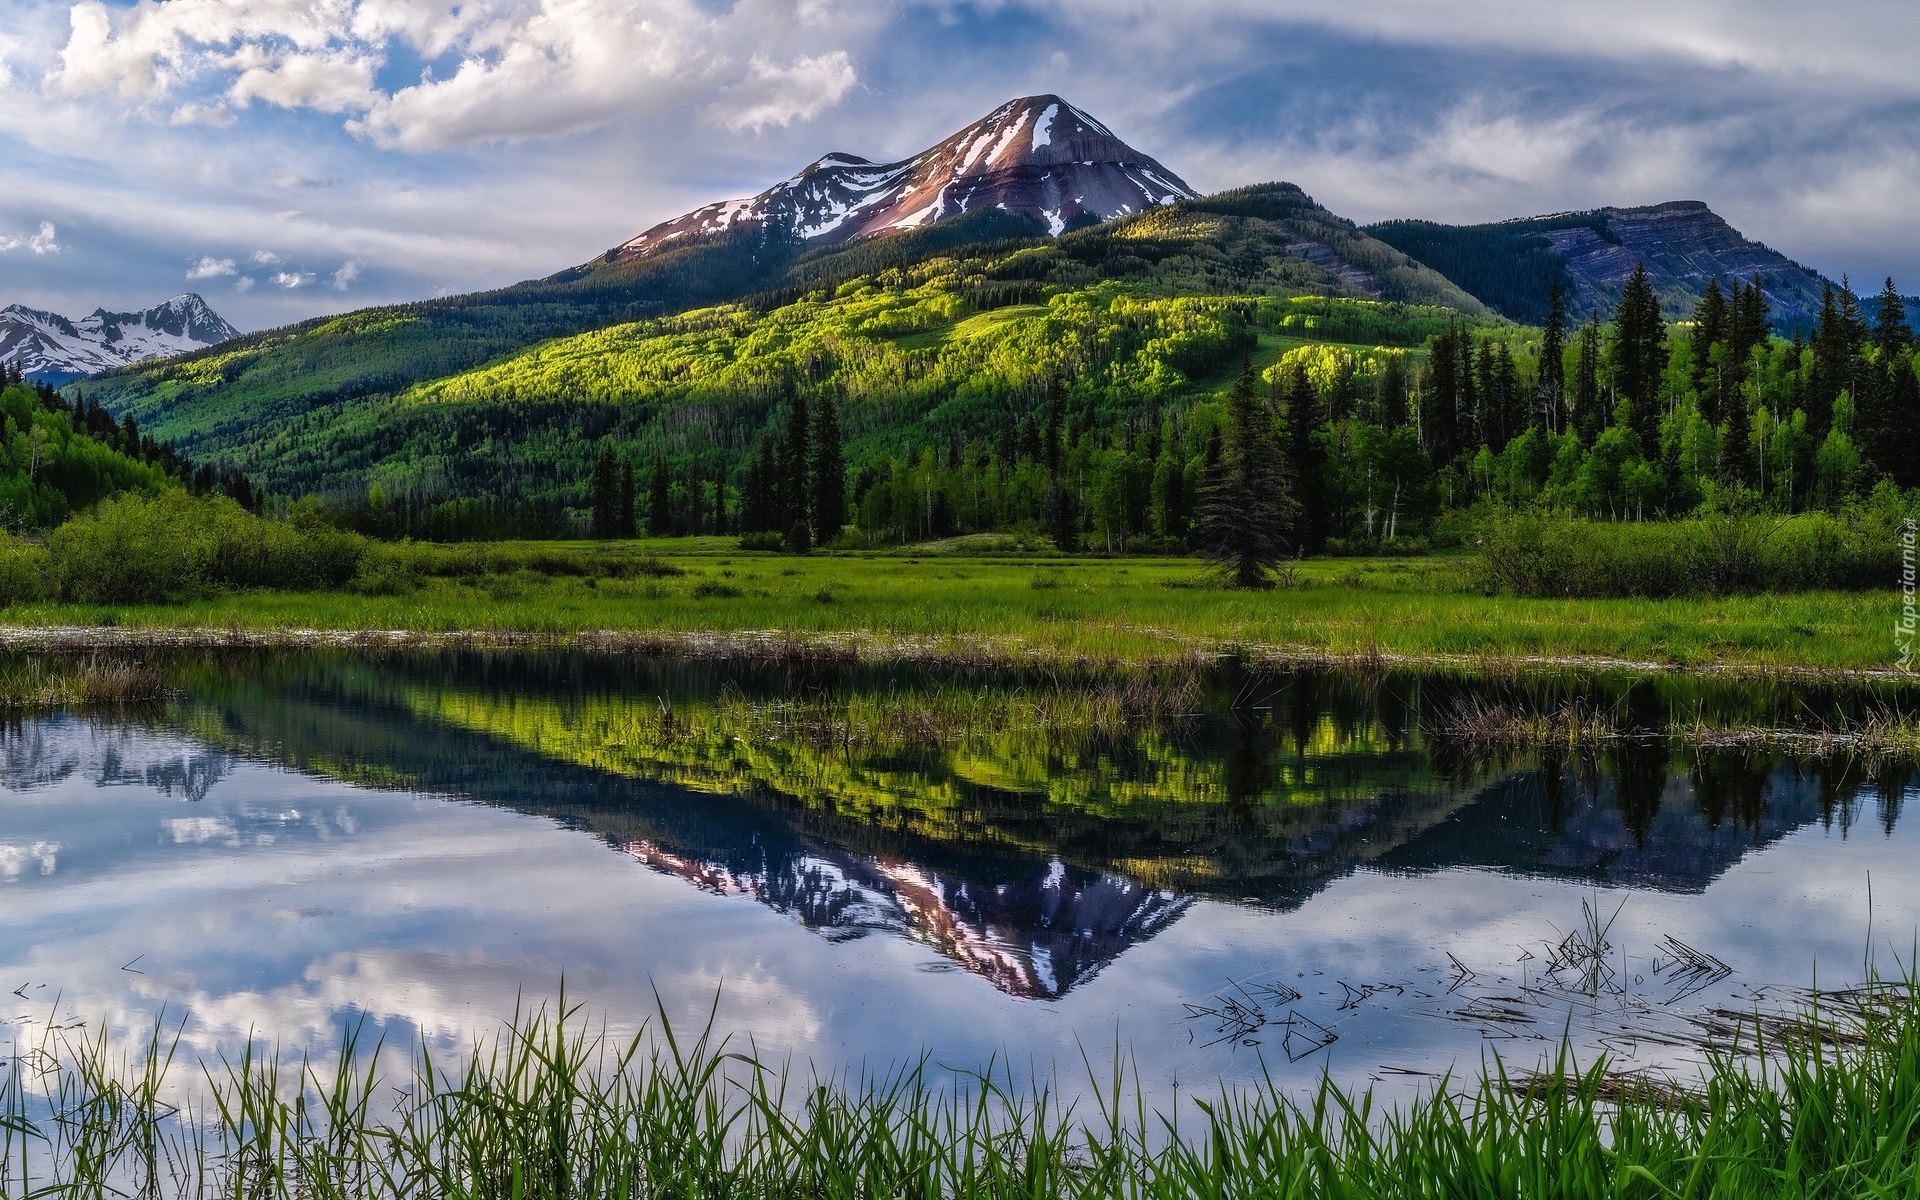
left=77, top=184, right=1486, bottom=524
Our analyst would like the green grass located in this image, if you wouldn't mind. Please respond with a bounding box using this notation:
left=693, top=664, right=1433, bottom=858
left=0, top=539, right=1903, bottom=674
left=5, top=982, right=1919, bottom=1197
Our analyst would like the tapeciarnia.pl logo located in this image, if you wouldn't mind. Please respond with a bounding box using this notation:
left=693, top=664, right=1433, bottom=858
left=1900, top=517, right=1917, bottom=672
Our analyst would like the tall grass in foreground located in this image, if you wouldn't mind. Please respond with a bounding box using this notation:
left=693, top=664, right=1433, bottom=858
left=5, top=984, right=1919, bottom=1198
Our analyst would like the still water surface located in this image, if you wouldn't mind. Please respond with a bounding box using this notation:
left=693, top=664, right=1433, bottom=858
left=2, top=651, right=1915, bottom=1104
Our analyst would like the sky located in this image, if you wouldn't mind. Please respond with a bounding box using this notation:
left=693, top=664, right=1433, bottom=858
left=1, top=0, right=1916, bottom=332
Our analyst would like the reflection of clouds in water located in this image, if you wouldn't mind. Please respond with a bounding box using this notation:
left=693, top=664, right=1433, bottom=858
left=0, top=840, right=59, bottom=878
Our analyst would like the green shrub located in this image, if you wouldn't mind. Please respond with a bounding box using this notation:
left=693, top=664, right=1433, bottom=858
left=0, top=534, right=48, bottom=606
left=1476, top=514, right=1903, bottom=599
left=48, top=491, right=370, bottom=603
left=737, top=531, right=783, bottom=551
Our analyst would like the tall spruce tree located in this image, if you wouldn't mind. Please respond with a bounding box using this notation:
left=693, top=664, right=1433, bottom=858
left=1720, top=395, right=1757, bottom=491
left=1196, top=361, right=1295, bottom=588
left=779, top=389, right=811, bottom=535
left=589, top=443, right=618, bottom=539
left=1858, top=281, right=1914, bottom=484
left=1539, top=281, right=1567, bottom=432
left=811, top=393, right=846, bottom=541
left=1611, top=264, right=1668, bottom=452
left=1573, top=313, right=1602, bottom=443
left=617, top=458, right=636, bottom=538
left=1690, top=278, right=1730, bottom=426
left=647, top=454, right=673, bottom=536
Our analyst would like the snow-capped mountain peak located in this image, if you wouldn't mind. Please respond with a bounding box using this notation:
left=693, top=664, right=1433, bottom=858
left=0, top=293, right=240, bottom=381
left=613, top=95, right=1195, bottom=261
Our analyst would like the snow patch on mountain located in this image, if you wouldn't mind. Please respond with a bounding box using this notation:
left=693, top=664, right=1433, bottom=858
left=612, top=94, right=1196, bottom=262
left=0, top=294, right=242, bottom=380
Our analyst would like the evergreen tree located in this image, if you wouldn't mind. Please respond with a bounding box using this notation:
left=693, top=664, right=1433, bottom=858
left=1046, top=477, right=1078, bottom=552
left=1539, top=281, right=1566, bottom=432
left=1424, top=328, right=1461, bottom=461
left=1728, top=276, right=1771, bottom=389
left=1572, top=313, right=1602, bottom=443
left=744, top=435, right=778, bottom=532
left=1690, top=278, right=1729, bottom=426
left=1810, top=281, right=1849, bottom=439
left=683, top=456, right=706, bottom=535
left=589, top=443, right=618, bottom=539
left=647, top=454, right=673, bottom=536
left=1873, top=277, right=1912, bottom=358
left=1611, top=264, right=1667, bottom=452
left=617, top=458, right=636, bottom=538
left=779, top=389, right=810, bottom=534
left=1283, top=365, right=1328, bottom=554
left=1719, top=397, right=1757, bottom=491
left=811, top=392, right=846, bottom=541
left=1196, top=361, right=1295, bottom=588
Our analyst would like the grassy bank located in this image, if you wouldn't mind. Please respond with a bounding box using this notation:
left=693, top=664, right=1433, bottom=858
left=5, top=984, right=1918, bottom=1198
left=0, top=538, right=1905, bottom=675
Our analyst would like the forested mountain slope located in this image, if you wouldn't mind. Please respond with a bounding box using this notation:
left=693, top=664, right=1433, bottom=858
left=80, top=183, right=1483, bottom=518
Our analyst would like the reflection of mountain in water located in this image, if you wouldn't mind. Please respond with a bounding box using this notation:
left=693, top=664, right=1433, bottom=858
left=28, top=650, right=1910, bottom=999
left=629, top=840, right=1184, bottom=998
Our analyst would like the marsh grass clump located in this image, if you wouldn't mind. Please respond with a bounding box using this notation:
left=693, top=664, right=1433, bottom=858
left=0, top=656, right=168, bottom=708
left=6, top=980, right=1920, bottom=1198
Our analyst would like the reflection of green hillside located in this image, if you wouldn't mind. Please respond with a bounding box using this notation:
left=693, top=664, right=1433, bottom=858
left=394, top=679, right=1475, bottom=892
left=157, top=651, right=1498, bottom=900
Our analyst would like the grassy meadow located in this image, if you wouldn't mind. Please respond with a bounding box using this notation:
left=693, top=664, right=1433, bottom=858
left=0, top=535, right=1900, bottom=675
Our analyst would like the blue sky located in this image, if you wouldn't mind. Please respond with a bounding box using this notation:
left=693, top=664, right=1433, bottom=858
left=2, top=0, right=1916, bottom=330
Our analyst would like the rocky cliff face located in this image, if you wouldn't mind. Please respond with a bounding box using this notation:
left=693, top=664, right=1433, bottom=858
left=614, top=95, right=1195, bottom=261
left=1547, top=201, right=1831, bottom=324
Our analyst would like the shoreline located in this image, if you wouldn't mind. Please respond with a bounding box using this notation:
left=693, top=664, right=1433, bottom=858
left=2, top=621, right=1915, bottom=686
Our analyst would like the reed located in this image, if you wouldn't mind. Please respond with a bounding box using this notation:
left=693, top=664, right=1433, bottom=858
left=4, top=979, right=1919, bottom=1198
left=0, top=656, right=169, bottom=709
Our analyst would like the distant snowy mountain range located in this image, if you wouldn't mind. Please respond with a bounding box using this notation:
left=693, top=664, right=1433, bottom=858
left=0, top=294, right=239, bottom=383
left=614, top=94, right=1194, bottom=261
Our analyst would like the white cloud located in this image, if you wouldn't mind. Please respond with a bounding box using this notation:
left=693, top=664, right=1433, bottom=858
left=715, top=52, right=859, bottom=134
left=23, top=221, right=62, bottom=254
left=46, top=0, right=867, bottom=151
left=232, top=276, right=257, bottom=293
left=186, top=254, right=237, bottom=278
left=250, top=249, right=283, bottom=265
left=330, top=259, right=364, bottom=290
left=271, top=270, right=314, bottom=288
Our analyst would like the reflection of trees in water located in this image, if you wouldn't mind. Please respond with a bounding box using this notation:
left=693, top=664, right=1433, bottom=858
left=50, top=647, right=1912, bottom=994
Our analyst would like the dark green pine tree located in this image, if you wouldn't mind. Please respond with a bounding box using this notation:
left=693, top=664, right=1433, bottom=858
left=1690, top=277, right=1729, bottom=426
left=1857, top=280, right=1914, bottom=485
left=1611, top=264, right=1667, bottom=453
left=1473, top=337, right=1499, bottom=450
left=1282, top=364, right=1328, bottom=554
left=1046, top=476, right=1078, bottom=552
left=743, top=435, right=777, bottom=532
left=1719, top=394, right=1757, bottom=491
left=1810, top=282, right=1848, bottom=439
left=616, top=458, right=636, bottom=538
left=1539, top=281, right=1567, bottom=432
left=1572, top=313, right=1603, bottom=443
left=1196, top=361, right=1295, bottom=588
left=811, top=393, right=846, bottom=541
left=1423, top=328, right=1461, bottom=461
left=683, top=456, right=706, bottom=536
left=1727, top=276, right=1771, bottom=389
left=589, top=443, right=618, bottom=539
left=647, top=454, right=673, bottom=537
left=779, top=388, right=810, bottom=537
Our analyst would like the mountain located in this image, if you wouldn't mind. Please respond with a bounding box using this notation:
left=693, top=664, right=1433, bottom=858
left=75, top=98, right=1485, bottom=518
left=0, top=294, right=240, bottom=383
left=616, top=95, right=1195, bottom=261
left=83, top=180, right=1486, bottom=514
left=1365, top=202, right=1842, bottom=326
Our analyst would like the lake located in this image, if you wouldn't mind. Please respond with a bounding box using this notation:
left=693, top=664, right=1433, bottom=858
left=3, top=649, right=1915, bottom=1108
